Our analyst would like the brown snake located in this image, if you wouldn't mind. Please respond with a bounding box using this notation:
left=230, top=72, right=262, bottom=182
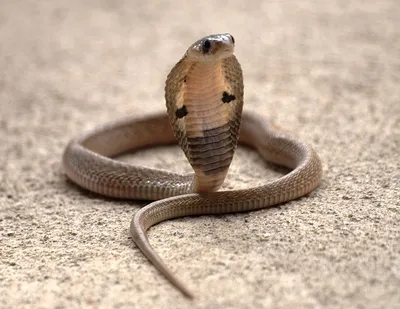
left=62, top=34, right=323, bottom=298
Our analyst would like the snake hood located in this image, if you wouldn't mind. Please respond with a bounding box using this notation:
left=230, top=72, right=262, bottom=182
left=165, top=33, right=244, bottom=192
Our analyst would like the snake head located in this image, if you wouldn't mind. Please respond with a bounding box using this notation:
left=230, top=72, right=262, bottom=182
left=186, top=33, right=235, bottom=62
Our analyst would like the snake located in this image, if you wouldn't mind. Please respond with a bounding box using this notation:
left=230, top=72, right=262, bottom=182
left=62, top=33, right=323, bottom=298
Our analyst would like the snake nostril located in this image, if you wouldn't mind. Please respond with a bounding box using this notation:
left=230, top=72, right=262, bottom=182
left=230, top=35, right=235, bottom=45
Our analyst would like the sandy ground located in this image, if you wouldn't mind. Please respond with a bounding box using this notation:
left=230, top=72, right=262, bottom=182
left=1, top=1, right=399, bottom=308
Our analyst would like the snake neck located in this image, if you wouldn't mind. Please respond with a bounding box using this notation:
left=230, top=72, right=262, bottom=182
left=166, top=56, right=244, bottom=193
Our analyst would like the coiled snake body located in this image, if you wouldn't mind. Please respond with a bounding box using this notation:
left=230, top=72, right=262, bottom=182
left=63, top=34, right=322, bottom=298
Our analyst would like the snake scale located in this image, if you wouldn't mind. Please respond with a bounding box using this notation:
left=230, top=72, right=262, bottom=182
left=63, top=34, right=323, bottom=298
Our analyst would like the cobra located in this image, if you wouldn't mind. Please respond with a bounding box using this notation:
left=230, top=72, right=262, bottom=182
left=63, top=33, right=323, bottom=298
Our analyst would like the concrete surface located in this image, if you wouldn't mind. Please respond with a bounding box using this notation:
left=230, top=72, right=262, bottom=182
left=1, top=1, right=399, bottom=308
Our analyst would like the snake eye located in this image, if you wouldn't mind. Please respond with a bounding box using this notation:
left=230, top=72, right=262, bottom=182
left=230, top=35, right=235, bottom=44
left=202, top=39, right=211, bottom=54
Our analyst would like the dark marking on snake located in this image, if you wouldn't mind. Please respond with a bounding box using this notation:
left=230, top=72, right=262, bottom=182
left=176, top=105, right=188, bottom=118
left=193, top=157, right=232, bottom=175
left=222, top=91, right=236, bottom=103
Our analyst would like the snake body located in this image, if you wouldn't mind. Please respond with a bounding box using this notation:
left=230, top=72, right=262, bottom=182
left=63, top=34, right=323, bottom=298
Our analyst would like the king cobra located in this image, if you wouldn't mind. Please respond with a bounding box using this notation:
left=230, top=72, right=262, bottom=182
left=63, top=34, right=322, bottom=298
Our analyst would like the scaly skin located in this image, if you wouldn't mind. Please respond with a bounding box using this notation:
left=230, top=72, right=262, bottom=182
left=62, top=34, right=323, bottom=298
